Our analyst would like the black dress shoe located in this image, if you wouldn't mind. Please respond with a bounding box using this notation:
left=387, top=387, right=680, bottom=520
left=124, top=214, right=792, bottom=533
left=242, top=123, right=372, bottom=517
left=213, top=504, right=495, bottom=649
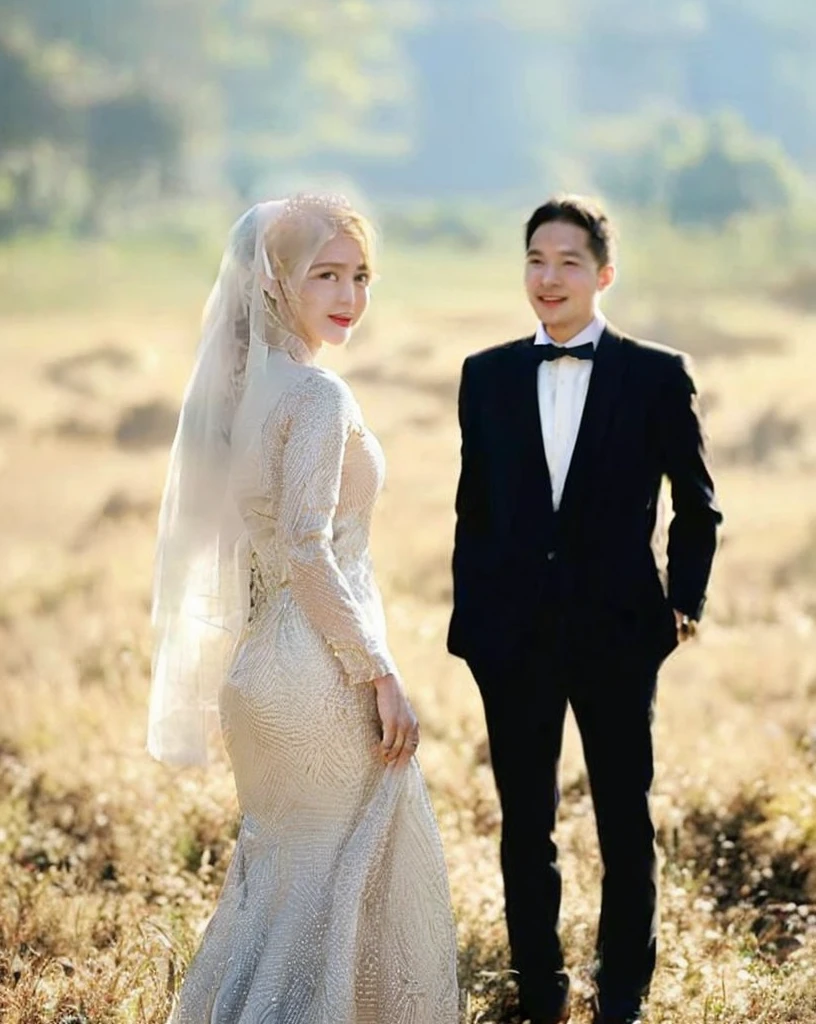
left=519, top=994, right=571, bottom=1023
left=517, top=969, right=571, bottom=1024
left=592, top=1013, right=642, bottom=1024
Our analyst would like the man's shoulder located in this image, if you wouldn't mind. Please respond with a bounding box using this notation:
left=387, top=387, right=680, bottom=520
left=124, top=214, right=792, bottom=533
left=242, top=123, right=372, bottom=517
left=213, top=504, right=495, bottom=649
left=611, top=327, right=691, bottom=373
left=462, top=336, right=533, bottom=371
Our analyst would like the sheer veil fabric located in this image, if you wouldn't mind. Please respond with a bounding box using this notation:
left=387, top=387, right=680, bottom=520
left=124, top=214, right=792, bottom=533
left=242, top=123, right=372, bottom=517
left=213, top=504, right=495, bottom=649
left=148, top=199, right=305, bottom=766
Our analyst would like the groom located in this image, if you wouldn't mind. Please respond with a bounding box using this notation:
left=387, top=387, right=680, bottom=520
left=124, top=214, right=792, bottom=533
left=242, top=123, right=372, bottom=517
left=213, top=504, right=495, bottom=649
left=447, top=196, right=722, bottom=1024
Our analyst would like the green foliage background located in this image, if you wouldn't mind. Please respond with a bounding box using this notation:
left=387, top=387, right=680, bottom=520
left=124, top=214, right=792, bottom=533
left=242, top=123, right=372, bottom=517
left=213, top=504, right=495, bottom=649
left=1, top=0, right=815, bottom=250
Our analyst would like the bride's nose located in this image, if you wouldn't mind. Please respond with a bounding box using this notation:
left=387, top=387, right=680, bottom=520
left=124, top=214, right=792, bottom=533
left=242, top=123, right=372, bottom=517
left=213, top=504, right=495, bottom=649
left=337, top=275, right=355, bottom=306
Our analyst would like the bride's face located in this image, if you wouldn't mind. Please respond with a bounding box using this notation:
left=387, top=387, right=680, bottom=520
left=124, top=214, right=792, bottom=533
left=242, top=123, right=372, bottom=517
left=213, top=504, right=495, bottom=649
left=296, top=232, right=371, bottom=349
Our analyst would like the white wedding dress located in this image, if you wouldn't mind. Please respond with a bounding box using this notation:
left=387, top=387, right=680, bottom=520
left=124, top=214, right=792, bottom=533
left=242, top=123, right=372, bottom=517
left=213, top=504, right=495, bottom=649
left=169, top=335, right=459, bottom=1024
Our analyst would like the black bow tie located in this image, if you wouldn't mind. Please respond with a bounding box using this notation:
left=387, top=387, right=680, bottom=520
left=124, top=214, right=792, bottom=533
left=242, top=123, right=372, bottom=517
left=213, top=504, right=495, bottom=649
left=533, top=341, right=595, bottom=362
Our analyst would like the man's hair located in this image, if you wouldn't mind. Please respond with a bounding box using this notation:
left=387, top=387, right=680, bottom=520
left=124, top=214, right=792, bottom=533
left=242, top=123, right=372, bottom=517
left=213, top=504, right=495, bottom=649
left=524, top=194, right=615, bottom=267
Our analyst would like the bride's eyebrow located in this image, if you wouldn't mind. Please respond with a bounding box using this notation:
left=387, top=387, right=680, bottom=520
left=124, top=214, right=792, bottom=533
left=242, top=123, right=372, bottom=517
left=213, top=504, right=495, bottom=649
left=310, top=261, right=370, bottom=272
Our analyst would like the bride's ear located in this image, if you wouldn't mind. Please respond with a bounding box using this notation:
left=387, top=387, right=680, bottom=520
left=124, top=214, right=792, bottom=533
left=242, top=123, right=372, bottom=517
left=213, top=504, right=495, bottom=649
left=259, top=243, right=282, bottom=301
left=260, top=274, right=284, bottom=305
left=262, top=275, right=300, bottom=328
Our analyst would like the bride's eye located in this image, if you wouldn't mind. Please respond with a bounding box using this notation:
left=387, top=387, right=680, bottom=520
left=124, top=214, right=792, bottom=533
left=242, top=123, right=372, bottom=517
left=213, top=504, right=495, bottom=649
left=319, top=271, right=338, bottom=281
left=355, top=272, right=370, bottom=285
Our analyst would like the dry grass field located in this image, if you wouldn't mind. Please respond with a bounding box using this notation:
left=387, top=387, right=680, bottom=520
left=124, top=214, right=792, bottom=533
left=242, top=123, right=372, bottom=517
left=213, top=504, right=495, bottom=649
left=1, top=231, right=815, bottom=1023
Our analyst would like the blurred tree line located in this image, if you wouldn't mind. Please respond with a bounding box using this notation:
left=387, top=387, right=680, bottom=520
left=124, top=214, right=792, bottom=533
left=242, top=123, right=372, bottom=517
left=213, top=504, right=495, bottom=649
left=0, top=0, right=814, bottom=238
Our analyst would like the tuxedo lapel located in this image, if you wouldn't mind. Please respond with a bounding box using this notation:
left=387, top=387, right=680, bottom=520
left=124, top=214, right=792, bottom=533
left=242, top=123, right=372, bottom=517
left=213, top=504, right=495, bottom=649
left=505, top=338, right=554, bottom=520
left=558, top=326, right=626, bottom=514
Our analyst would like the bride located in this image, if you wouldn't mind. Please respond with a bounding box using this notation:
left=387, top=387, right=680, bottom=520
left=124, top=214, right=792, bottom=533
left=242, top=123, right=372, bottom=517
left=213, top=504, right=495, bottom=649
left=147, top=194, right=459, bottom=1023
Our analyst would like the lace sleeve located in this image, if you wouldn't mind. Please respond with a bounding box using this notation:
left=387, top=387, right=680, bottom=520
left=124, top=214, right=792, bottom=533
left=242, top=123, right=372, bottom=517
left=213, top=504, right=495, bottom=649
left=276, top=371, right=397, bottom=684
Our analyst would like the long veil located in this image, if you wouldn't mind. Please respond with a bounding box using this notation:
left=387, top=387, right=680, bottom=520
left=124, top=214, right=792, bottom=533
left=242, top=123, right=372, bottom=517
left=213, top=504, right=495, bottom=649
left=147, top=200, right=286, bottom=766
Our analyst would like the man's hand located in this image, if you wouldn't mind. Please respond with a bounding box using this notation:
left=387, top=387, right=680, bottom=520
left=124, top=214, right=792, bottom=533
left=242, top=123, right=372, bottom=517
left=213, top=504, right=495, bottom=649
left=673, top=610, right=698, bottom=644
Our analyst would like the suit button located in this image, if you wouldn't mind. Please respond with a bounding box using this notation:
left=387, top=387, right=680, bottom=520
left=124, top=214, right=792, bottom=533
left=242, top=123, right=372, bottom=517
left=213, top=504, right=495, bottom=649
left=546, top=550, right=556, bottom=562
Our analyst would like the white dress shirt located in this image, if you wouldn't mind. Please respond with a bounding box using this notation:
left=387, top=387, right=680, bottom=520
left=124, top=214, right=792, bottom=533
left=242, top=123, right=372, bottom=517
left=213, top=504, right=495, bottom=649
left=534, top=313, right=606, bottom=510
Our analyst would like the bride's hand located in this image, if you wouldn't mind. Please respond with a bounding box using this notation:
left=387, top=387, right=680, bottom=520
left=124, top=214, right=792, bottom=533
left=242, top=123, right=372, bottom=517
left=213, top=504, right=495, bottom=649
left=372, top=673, right=419, bottom=767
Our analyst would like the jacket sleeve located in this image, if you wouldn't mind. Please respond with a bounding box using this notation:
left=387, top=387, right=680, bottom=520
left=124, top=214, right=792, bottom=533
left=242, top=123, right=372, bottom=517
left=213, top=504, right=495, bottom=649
left=660, top=354, right=723, bottom=619
left=449, top=357, right=493, bottom=652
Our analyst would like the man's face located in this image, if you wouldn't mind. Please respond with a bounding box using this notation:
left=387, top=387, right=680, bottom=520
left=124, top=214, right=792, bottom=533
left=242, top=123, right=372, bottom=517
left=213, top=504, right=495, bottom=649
left=524, top=220, right=614, bottom=341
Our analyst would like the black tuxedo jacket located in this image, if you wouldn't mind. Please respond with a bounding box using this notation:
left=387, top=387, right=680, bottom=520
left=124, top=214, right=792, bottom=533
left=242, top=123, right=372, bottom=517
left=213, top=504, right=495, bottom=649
left=447, top=325, right=723, bottom=679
